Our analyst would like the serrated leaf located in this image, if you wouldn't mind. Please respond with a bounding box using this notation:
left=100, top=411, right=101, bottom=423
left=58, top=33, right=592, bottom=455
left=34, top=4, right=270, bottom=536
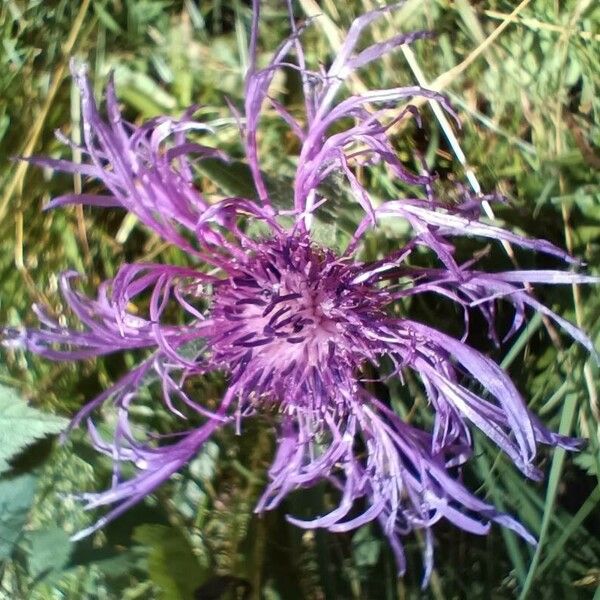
left=0, top=384, right=68, bottom=474
left=134, top=524, right=206, bottom=600
left=27, top=526, right=73, bottom=580
left=0, top=473, right=37, bottom=559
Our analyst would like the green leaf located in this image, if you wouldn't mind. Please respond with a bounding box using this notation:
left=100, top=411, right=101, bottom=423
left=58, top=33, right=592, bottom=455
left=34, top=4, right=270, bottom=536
left=27, top=526, right=73, bottom=580
left=197, top=159, right=296, bottom=212
left=454, top=0, right=486, bottom=44
left=519, top=392, right=579, bottom=598
left=197, top=158, right=259, bottom=201
left=0, top=384, right=68, bottom=474
left=93, top=2, right=123, bottom=34
left=69, top=542, right=140, bottom=577
left=573, top=452, right=599, bottom=477
left=0, top=473, right=37, bottom=559
left=133, top=524, right=206, bottom=600
left=537, top=484, right=600, bottom=578
left=114, top=66, right=177, bottom=115
left=352, top=524, right=382, bottom=568
left=310, top=221, right=342, bottom=253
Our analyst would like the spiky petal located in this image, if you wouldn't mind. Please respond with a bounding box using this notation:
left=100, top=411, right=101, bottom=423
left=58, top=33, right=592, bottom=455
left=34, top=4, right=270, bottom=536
left=3, top=3, right=597, bottom=585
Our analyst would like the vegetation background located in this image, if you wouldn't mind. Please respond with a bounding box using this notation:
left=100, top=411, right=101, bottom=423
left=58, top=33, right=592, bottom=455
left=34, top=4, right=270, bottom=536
left=0, top=0, right=599, bottom=598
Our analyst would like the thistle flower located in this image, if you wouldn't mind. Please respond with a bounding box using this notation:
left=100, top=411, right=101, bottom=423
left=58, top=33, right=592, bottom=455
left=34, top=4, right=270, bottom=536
left=4, top=2, right=597, bottom=582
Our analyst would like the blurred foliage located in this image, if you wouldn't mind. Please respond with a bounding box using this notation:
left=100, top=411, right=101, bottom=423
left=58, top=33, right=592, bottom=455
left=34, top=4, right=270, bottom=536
left=0, top=0, right=599, bottom=598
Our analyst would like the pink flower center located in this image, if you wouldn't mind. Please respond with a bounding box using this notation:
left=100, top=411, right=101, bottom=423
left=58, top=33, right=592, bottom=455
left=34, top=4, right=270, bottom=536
left=208, top=236, right=380, bottom=411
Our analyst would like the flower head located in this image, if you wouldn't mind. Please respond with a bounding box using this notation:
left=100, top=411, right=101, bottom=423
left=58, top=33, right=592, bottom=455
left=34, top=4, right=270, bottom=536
left=4, top=2, right=597, bottom=583
left=210, top=234, right=388, bottom=410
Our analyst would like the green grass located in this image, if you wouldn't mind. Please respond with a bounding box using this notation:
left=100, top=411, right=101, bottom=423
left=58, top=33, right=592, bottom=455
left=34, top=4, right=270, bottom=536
left=1, top=1, right=599, bottom=598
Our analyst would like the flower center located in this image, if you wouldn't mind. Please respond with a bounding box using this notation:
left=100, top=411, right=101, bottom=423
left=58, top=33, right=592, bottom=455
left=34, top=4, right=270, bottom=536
left=209, top=235, right=381, bottom=412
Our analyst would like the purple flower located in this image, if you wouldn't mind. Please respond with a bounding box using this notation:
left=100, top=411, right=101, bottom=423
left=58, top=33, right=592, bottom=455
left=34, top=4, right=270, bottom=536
left=4, top=2, right=597, bottom=583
